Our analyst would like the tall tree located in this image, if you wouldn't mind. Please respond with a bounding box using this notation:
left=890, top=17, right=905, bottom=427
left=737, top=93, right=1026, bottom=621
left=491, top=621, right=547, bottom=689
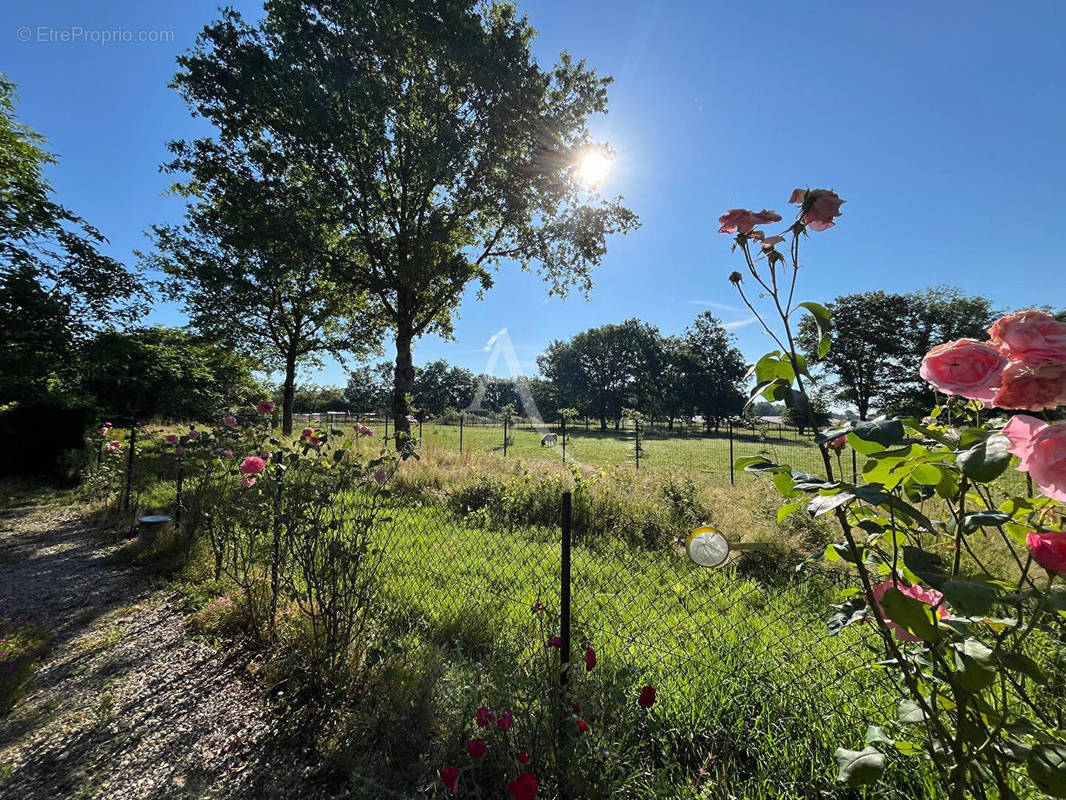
left=0, top=76, right=143, bottom=404
left=171, top=0, right=638, bottom=448
left=412, top=360, right=476, bottom=417
left=677, top=311, right=746, bottom=431
left=539, top=319, right=663, bottom=430
left=799, top=287, right=996, bottom=419
left=345, top=363, right=394, bottom=415
left=153, top=158, right=382, bottom=435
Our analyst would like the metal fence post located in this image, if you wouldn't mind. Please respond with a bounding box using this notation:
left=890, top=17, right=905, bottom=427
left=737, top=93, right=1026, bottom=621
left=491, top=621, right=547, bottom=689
left=851, top=448, right=858, bottom=484
left=558, top=491, right=573, bottom=798
left=123, top=424, right=137, bottom=512
left=459, top=413, right=464, bottom=456
left=174, top=455, right=184, bottom=525
left=561, top=416, right=567, bottom=464
left=728, top=422, right=735, bottom=486
left=634, top=419, right=640, bottom=470
left=418, top=417, right=423, bottom=444
left=503, top=416, right=508, bottom=457
left=384, top=414, right=389, bottom=441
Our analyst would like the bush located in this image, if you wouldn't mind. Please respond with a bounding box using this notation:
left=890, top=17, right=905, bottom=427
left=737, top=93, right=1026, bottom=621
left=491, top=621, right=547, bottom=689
left=0, top=403, right=93, bottom=478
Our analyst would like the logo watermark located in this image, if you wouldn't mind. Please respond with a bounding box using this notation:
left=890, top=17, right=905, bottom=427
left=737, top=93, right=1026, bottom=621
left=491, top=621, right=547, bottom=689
left=16, top=26, right=175, bottom=44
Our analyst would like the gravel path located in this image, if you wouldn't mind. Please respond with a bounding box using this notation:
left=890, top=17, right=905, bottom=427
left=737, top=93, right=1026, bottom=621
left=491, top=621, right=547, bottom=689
left=0, top=502, right=345, bottom=799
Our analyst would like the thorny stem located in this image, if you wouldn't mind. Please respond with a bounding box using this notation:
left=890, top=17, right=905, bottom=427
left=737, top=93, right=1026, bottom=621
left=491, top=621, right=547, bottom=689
left=731, top=223, right=956, bottom=769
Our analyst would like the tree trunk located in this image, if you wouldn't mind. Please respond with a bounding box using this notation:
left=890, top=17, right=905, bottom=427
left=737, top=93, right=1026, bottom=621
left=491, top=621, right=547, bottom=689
left=393, top=319, right=415, bottom=451
left=281, top=350, right=298, bottom=436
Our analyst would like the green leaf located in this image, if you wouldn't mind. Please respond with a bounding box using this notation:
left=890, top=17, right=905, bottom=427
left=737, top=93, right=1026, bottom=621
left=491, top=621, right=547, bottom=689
left=777, top=499, right=805, bottom=524
left=735, top=455, right=776, bottom=471
left=957, top=434, right=1011, bottom=483
left=961, top=510, right=1011, bottom=532
left=881, top=586, right=940, bottom=641
left=797, top=301, right=832, bottom=359
left=910, top=463, right=944, bottom=487
left=808, top=491, right=855, bottom=517
left=902, top=546, right=947, bottom=587
left=940, top=579, right=998, bottom=615
left=772, top=470, right=798, bottom=497
left=898, top=699, right=927, bottom=724
left=834, top=746, right=885, bottom=788
left=852, top=418, right=905, bottom=447
left=894, top=740, right=923, bottom=756
left=953, top=637, right=995, bottom=691
left=999, top=652, right=1047, bottom=684
left=1028, top=744, right=1066, bottom=798
left=865, top=725, right=894, bottom=747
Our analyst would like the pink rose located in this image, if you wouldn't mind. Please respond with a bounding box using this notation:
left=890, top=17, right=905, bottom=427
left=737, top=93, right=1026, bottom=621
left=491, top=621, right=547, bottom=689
left=373, top=468, right=388, bottom=485
left=790, top=188, right=845, bottom=231
left=256, top=401, right=275, bottom=415
left=1002, top=414, right=1048, bottom=471
left=547, top=636, right=562, bottom=648
left=301, top=427, right=314, bottom=439
left=223, top=415, right=237, bottom=428
left=239, top=456, right=267, bottom=475
left=104, top=421, right=112, bottom=427
left=175, top=446, right=186, bottom=456
left=239, top=475, right=257, bottom=489
left=1026, top=422, right=1066, bottom=502
left=717, top=208, right=782, bottom=235
left=466, top=738, right=487, bottom=759
left=98, top=427, right=108, bottom=436
left=107, top=440, right=122, bottom=452
left=920, top=339, right=1008, bottom=405
left=165, top=434, right=178, bottom=443
left=475, top=706, right=494, bottom=727
left=309, top=436, right=321, bottom=446
left=188, top=430, right=201, bottom=440
left=993, top=362, right=1066, bottom=412
left=988, top=310, right=1066, bottom=365
left=828, top=434, right=847, bottom=450
left=1026, top=531, right=1066, bottom=574
left=356, top=423, right=374, bottom=437
left=870, top=580, right=949, bottom=642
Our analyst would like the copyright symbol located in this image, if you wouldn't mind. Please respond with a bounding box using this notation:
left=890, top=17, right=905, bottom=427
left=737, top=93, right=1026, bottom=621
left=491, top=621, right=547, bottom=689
left=16, top=27, right=31, bottom=42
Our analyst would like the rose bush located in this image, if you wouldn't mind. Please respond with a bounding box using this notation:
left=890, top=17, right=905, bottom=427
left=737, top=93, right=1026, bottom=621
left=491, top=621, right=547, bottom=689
left=720, top=188, right=1066, bottom=798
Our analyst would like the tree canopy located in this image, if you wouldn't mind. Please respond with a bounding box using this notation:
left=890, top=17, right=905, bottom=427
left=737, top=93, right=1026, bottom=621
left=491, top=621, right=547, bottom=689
left=799, top=287, right=997, bottom=419
left=169, top=0, right=638, bottom=446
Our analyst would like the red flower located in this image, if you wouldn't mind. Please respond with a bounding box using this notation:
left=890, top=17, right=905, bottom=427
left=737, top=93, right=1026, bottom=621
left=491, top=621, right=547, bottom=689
left=638, top=685, right=657, bottom=709
left=440, top=765, right=459, bottom=796
left=547, top=636, right=562, bottom=648
left=577, top=720, right=590, bottom=734
left=497, top=708, right=514, bottom=731
left=516, top=751, right=531, bottom=764
left=507, top=772, right=538, bottom=800
left=584, top=647, right=596, bottom=672
left=301, top=427, right=313, bottom=439
left=467, top=738, right=487, bottom=759
left=475, top=706, right=494, bottom=727
left=1027, top=531, right=1066, bottom=574
left=256, top=401, right=275, bottom=415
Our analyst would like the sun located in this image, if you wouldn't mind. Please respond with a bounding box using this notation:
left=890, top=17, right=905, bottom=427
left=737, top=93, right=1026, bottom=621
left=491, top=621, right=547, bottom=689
left=576, top=150, right=611, bottom=187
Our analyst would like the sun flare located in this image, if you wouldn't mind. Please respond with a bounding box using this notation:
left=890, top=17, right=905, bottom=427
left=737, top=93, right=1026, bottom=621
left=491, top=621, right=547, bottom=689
left=576, top=150, right=611, bottom=187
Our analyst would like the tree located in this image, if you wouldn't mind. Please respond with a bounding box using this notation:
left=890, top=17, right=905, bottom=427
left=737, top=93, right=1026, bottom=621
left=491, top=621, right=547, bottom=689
left=412, top=360, right=476, bottom=417
left=171, top=0, right=638, bottom=448
left=539, top=319, right=663, bottom=431
left=154, top=145, right=382, bottom=436
left=799, top=288, right=996, bottom=420
left=0, top=76, right=143, bottom=405
left=80, top=327, right=262, bottom=422
left=680, top=312, right=746, bottom=431
left=344, top=363, right=394, bottom=415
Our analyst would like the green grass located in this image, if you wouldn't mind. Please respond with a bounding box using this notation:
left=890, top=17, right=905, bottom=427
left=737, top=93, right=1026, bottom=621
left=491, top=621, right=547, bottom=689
left=357, top=499, right=942, bottom=799
left=413, top=421, right=833, bottom=482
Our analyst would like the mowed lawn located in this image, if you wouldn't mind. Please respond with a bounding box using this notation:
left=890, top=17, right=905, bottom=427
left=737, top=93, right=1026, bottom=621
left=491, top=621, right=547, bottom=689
left=413, top=422, right=833, bottom=480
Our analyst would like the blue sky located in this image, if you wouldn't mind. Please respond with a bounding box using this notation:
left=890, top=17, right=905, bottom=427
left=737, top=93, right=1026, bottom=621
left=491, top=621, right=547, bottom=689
left=4, top=1, right=1065, bottom=387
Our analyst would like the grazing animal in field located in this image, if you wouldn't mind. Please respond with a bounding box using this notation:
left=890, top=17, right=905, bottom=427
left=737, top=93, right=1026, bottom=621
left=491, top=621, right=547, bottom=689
left=541, top=433, right=558, bottom=447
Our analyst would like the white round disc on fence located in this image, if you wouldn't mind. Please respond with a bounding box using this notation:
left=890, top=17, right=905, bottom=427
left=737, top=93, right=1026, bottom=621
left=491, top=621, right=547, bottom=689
left=686, top=526, right=731, bottom=568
